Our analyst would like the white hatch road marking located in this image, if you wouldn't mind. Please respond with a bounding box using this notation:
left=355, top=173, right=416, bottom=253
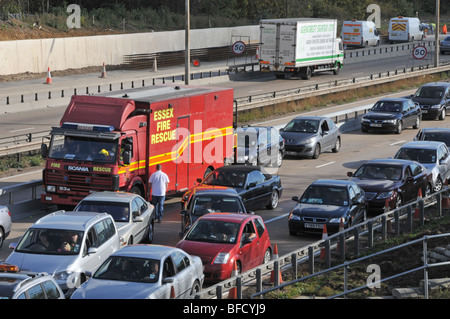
left=10, top=127, right=35, bottom=133
left=390, top=140, right=406, bottom=146
left=315, top=161, right=336, bottom=168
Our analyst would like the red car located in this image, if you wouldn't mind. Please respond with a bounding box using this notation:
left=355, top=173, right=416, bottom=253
left=176, top=213, right=272, bottom=283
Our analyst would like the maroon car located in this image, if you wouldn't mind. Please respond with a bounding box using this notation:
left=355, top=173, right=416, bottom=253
left=176, top=213, right=272, bottom=283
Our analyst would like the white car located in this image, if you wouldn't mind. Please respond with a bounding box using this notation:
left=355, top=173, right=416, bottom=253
left=6, top=211, right=120, bottom=294
left=74, top=191, right=156, bottom=245
left=0, top=206, right=12, bottom=248
left=71, top=245, right=204, bottom=299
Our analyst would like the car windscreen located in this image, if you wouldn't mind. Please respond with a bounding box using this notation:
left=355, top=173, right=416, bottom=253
left=185, top=219, right=241, bottom=244
left=371, top=101, right=402, bottom=112
left=423, top=132, right=450, bottom=147
left=395, top=148, right=436, bottom=164
left=93, top=256, right=160, bottom=283
left=301, top=186, right=349, bottom=206
left=192, top=195, right=244, bottom=216
left=75, top=201, right=129, bottom=222
left=354, top=164, right=402, bottom=180
left=203, top=170, right=247, bottom=188
left=414, top=86, right=445, bottom=99
left=15, top=228, right=84, bottom=255
left=283, top=119, right=319, bottom=133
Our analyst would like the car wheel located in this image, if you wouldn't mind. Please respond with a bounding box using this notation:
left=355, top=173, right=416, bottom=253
left=0, top=228, right=4, bottom=248
left=425, top=183, right=432, bottom=198
left=190, top=280, right=201, bottom=296
left=434, top=177, right=444, bottom=192
left=266, top=190, right=279, bottom=209
left=312, top=144, right=321, bottom=159
left=332, top=137, right=341, bottom=153
left=439, top=108, right=446, bottom=121
left=413, top=117, right=420, bottom=129
left=263, top=248, right=272, bottom=264
left=275, top=151, right=283, bottom=167
left=395, top=121, right=403, bottom=134
left=395, top=194, right=403, bottom=209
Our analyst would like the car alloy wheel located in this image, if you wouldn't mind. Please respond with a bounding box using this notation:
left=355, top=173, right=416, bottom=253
left=267, top=190, right=279, bottom=209
left=332, top=137, right=341, bottom=153
left=395, top=121, right=402, bottom=134
left=312, top=144, right=321, bottom=159
left=263, top=248, right=272, bottom=264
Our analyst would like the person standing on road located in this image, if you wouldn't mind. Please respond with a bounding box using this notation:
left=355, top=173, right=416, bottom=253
left=149, top=164, right=170, bottom=223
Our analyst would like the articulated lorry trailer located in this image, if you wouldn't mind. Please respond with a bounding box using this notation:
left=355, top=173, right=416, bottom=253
left=41, top=84, right=235, bottom=209
left=259, top=18, right=344, bottom=79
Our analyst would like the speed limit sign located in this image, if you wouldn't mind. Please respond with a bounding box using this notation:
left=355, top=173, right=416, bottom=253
left=232, top=41, right=246, bottom=55
left=412, top=45, right=427, bottom=60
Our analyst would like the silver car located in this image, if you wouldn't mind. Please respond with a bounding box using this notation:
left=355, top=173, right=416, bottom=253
left=6, top=211, right=120, bottom=293
left=74, top=191, right=156, bottom=245
left=71, top=244, right=204, bottom=299
left=394, top=141, right=450, bottom=192
left=280, top=116, right=341, bottom=159
left=0, top=206, right=12, bottom=248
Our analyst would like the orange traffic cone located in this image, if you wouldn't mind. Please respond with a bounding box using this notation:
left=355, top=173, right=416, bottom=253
left=270, top=244, right=283, bottom=284
left=99, top=62, right=107, bottom=78
left=228, top=261, right=239, bottom=299
left=414, top=188, right=422, bottom=220
left=44, top=67, right=52, bottom=84
left=170, top=286, right=176, bottom=299
left=319, top=225, right=328, bottom=260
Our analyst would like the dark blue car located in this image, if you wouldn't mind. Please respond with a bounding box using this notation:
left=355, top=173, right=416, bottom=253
left=288, top=179, right=367, bottom=235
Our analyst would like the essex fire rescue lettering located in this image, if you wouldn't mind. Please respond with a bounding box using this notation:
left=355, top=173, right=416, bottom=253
left=152, top=108, right=176, bottom=144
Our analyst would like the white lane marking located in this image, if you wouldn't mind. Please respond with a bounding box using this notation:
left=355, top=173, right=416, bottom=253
left=10, top=127, right=35, bottom=133
left=316, top=161, right=335, bottom=168
left=390, top=140, right=406, bottom=146
left=265, top=213, right=289, bottom=224
left=0, top=170, right=42, bottom=181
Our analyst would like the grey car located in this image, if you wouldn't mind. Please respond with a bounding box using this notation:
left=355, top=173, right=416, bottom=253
left=6, top=211, right=121, bottom=293
left=394, top=141, right=450, bottom=192
left=0, top=206, right=12, bottom=248
left=74, top=191, right=156, bottom=245
left=71, top=244, right=204, bottom=299
left=280, top=116, right=341, bottom=159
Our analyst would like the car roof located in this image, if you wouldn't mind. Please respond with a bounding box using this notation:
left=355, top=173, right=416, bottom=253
left=80, top=191, right=141, bottom=203
left=400, top=141, right=445, bottom=150
left=376, top=97, right=409, bottom=102
left=0, top=271, right=53, bottom=298
left=215, top=165, right=261, bottom=173
left=32, top=211, right=111, bottom=231
left=420, top=82, right=450, bottom=88
left=291, top=115, right=328, bottom=121
left=311, top=179, right=355, bottom=187
left=110, top=244, right=180, bottom=260
left=198, top=212, right=258, bottom=223
left=364, top=158, right=417, bottom=166
left=193, top=187, right=240, bottom=197
left=420, top=127, right=450, bottom=133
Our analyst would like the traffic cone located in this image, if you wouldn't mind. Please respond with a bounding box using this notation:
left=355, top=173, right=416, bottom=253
left=442, top=179, right=450, bottom=209
left=228, top=261, right=239, bottom=299
left=99, top=62, right=107, bottom=78
left=170, top=285, right=176, bottom=299
left=44, top=67, right=52, bottom=84
left=414, top=188, right=422, bottom=220
left=152, top=57, right=157, bottom=72
left=319, top=225, right=328, bottom=260
left=270, top=244, right=283, bottom=284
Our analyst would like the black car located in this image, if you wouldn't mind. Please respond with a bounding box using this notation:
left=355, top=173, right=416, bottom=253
left=288, top=179, right=367, bottom=235
left=440, top=35, right=450, bottom=55
left=361, top=98, right=421, bottom=134
left=179, top=187, right=250, bottom=237
left=410, top=82, right=450, bottom=120
left=347, top=159, right=432, bottom=212
left=235, top=125, right=285, bottom=167
left=414, top=127, right=450, bottom=147
left=183, top=166, right=283, bottom=211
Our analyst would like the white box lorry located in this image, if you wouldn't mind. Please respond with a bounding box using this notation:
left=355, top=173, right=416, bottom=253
left=388, top=17, right=423, bottom=43
left=259, top=18, right=344, bottom=80
left=342, top=20, right=380, bottom=47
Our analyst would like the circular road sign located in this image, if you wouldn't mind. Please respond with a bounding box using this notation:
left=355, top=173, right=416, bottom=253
left=412, top=45, right=427, bottom=60
left=232, top=41, right=246, bottom=55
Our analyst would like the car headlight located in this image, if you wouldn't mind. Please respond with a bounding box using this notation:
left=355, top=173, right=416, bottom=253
left=329, top=217, right=343, bottom=223
left=53, top=269, right=74, bottom=282
left=431, top=104, right=441, bottom=109
left=46, top=185, right=56, bottom=192
left=361, top=118, right=370, bottom=123
left=301, top=138, right=314, bottom=144
left=382, top=120, right=396, bottom=124
left=289, top=212, right=301, bottom=221
left=376, top=191, right=395, bottom=200
left=213, top=253, right=230, bottom=264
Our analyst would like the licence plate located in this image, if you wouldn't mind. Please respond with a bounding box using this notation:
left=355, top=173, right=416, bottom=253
left=304, top=223, right=323, bottom=229
left=421, top=110, right=427, bottom=113
left=370, top=123, right=382, bottom=127
left=286, top=151, right=298, bottom=156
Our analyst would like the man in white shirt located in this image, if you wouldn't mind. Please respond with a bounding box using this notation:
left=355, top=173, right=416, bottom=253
left=149, top=164, right=170, bottom=222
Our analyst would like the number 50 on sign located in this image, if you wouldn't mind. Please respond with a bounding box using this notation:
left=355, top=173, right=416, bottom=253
left=412, top=45, right=427, bottom=60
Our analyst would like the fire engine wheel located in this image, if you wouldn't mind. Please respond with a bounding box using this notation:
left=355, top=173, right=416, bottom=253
left=130, top=186, right=143, bottom=197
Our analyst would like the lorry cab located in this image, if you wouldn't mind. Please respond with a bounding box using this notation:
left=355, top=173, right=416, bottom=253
left=388, top=17, right=423, bottom=43
left=342, top=20, right=380, bottom=48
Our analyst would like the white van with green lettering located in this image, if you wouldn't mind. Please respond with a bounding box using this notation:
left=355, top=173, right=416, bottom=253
left=259, top=18, right=344, bottom=80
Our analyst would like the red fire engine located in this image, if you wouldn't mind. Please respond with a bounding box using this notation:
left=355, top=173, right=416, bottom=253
left=41, top=84, right=235, bottom=208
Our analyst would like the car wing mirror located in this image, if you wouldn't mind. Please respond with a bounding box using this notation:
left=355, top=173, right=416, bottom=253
left=292, top=196, right=299, bottom=202
left=347, top=172, right=353, bottom=177
left=87, top=247, right=98, bottom=255
left=163, top=277, right=175, bottom=284
left=133, top=216, right=144, bottom=222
